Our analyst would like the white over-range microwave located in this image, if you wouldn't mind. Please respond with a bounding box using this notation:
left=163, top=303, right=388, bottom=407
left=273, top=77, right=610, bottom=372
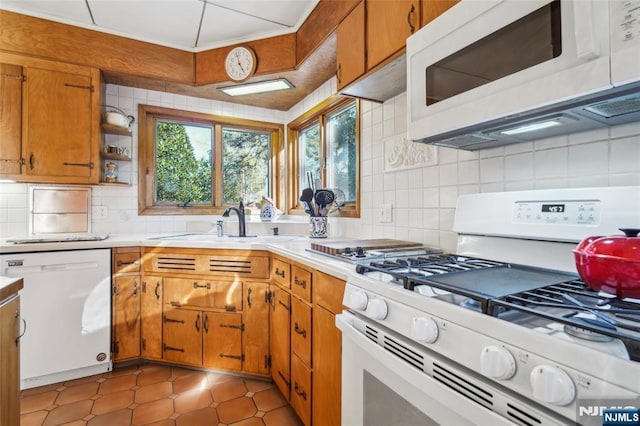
left=407, top=0, right=640, bottom=150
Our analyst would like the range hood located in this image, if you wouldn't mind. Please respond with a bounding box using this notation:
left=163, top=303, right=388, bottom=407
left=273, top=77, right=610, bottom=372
left=416, top=83, right=640, bottom=151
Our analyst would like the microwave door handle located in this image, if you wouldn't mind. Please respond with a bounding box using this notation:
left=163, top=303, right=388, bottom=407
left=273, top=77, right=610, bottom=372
left=573, top=1, right=600, bottom=60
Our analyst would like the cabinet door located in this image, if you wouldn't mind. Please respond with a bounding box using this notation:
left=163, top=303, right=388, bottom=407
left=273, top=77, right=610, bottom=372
left=366, top=0, right=419, bottom=69
left=243, top=281, right=270, bottom=376
left=270, top=285, right=291, bottom=399
left=291, top=297, right=311, bottom=368
left=112, top=276, right=140, bottom=362
left=163, top=277, right=242, bottom=311
left=203, top=312, right=243, bottom=371
left=312, top=306, right=342, bottom=426
left=141, top=275, right=163, bottom=360
left=421, top=0, right=459, bottom=27
left=22, top=67, right=96, bottom=179
left=291, top=354, right=312, bottom=426
left=0, top=63, right=23, bottom=176
left=163, top=308, right=202, bottom=365
left=0, top=296, right=20, bottom=426
left=336, top=1, right=365, bottom=90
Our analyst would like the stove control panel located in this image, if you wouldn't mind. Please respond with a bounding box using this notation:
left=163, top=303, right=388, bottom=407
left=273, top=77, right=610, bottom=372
left=513, top=199, right=601, bottom=225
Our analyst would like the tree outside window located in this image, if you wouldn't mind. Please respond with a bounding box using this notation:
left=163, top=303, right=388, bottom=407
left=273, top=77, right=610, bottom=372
left=139, top=105, right=282, bottom=215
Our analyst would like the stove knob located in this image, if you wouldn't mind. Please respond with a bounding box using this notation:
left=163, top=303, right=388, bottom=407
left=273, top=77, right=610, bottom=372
left=411, top=317, right=438, bottom=343
left=366, top=298, right=388, bottom=320
left=529, top=365, right=575, bottom=406
left=480, top=345, right=516, bottom=380
left=347, top=290, right=368, bottom=311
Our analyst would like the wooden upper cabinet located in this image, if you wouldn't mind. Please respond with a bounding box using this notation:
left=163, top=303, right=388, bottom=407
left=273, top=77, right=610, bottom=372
left=366, top=0, right=420, bottom=70
left=421, top=0, right=459, bottom=28
left=336, top=1, right=365, bottom=91
left=0, top=53, right=100, bottom=184
left=0, top=63, right=23, bottom=176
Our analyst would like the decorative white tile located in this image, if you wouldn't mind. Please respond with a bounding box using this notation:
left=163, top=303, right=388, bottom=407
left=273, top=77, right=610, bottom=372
left=395, top=189, right=409, bottom=209
left=422, top=166, right=439, bottom=187
left=439, top=186, right=458, bottom=208
left=422, top=209, right=439, bottom=229
left=458, top=160, right=479, bottom=184
left=422, top=187, right=439, bottom=208
left=505, top=153, right=533, bottom=180
left=383, top=173, right=396, bottom=191
left=438, top=147, right=458, bottom=164
left=439, top=163, right=458, bottom=185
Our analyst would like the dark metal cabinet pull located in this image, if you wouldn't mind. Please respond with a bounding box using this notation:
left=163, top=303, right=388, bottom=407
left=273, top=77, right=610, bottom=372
left=294, top=382, right=307, bottom=400
left=275, top=268, right=285, bottom=278
left=278, top=300, right=290, bottom=312
left=247, top=287, right=252, bottom=308
left=117, top=259, right=139, bottom=266
left=294, top=322, right=307, bottom=338
left=293, top=277, right=307, bottom=289
left=278, top=371, right=291, bottom=388
left=63, top=162, right=94, bottom=169
left=195, top=313, right=201, bottom=332
left=132, top=281, right=138, bottom=297
left=193, top=282, right=211, bottom=289
left=163, top=315, right=184, bottom=324
left=203, top=314, right=209, bottom=333
left=407, top=4, right=416, bottom=33
left=154, top=282, right=161, bottom=300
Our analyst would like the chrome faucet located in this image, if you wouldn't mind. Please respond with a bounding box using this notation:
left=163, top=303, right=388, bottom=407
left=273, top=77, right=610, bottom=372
left=222, top=201, right=247, bottom=237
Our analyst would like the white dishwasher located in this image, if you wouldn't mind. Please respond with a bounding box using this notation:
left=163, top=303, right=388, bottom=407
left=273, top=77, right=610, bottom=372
left=1, top=249, right=112, bottom=389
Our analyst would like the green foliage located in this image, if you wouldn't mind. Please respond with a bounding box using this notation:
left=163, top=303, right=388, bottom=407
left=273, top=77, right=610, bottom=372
left=155, top=122, right=211, bottom=204
left=222, top=128, right=270, bottom=206
left=328, top=104, right=357, bottom=201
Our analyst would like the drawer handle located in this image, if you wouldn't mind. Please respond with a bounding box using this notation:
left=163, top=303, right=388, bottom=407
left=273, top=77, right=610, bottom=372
left=278, top=300, right=290, bottom=312
left=163, top=315, right=184, bottom=324
left=293, top=277, right=307, bottom=289
left=16, top=312, right=26, bottom=344
left=117, top=259, right=139, bottom=267
left=294, top=382, right=307, bottom=400
left=275, top=268, right=285, bottom=278
left=219, top=353, right=244, bottom=361
left=163, top=344, right=184, bottom=353
left=193, top=282, right=211, bottom=289
left=195, top=313, right=201, bottom=332
left=294, top=322, right=307, bottom=338
left=278, top=371, right=291, bottom=389
left=407, top=4, right=416, bottom=34
left=154, top=282, right=161, bottom=300
left=247, top=287, right=252, bottom=308
left=203, top=314, right=209, bottom=333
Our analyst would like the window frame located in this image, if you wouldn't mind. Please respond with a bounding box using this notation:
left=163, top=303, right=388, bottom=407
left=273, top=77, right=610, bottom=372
left=138, top=104, right=283, bottom=215
left=287, top=96, right=360, bottom=218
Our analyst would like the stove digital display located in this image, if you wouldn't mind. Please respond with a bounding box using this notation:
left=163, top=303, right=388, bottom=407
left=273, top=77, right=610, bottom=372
left=541, top=203, right=565, bottom=213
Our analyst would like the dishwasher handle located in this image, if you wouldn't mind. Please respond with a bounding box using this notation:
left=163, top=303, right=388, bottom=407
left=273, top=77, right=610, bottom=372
left=5, top=261, right=98, bottom=276
left=16, top=312, right=26, bottom=344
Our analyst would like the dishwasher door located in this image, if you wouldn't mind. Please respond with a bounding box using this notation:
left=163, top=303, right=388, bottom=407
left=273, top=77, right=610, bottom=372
left=1, top=249, right=112, bottom=389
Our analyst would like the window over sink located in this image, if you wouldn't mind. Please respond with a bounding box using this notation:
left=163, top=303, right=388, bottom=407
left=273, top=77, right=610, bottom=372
left=138, top=105, right=283, bottom=215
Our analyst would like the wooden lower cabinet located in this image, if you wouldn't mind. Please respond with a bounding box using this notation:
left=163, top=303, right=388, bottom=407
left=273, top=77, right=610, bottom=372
left=244, top=281, right=270, bottom=375
left=112, top=275, right=141, bottom=362
left=163, top=307, right=202, bottom=365
left=291, top=354, right=312, bottom=426
left=312, top=305, right=342, bottom=426
left=269, top=284, right=291, bottom=399
left=203, top=312, right=243, bottom=370
left=1, top=288, right=21, bottom=426
left=141, top=275, right=163, bottom=360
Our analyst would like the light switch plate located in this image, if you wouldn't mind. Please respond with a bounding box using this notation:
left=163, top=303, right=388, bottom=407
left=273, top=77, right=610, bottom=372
left=379, top=204, right=392, bottom=223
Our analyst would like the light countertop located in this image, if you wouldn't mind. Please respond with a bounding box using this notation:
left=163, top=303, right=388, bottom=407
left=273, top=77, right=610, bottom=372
left=0, top=233, right=356, bottom=281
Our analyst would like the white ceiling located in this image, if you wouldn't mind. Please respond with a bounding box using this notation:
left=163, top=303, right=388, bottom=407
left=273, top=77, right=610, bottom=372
left=0, top=0, right=320, bottom=52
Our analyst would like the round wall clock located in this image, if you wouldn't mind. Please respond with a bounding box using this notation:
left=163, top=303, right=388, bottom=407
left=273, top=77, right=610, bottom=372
left=225, top=46, right=257, bottom=82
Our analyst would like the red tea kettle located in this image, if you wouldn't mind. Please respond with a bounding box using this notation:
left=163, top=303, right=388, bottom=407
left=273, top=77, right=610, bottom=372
left=573, top=228, right=640, bottom=298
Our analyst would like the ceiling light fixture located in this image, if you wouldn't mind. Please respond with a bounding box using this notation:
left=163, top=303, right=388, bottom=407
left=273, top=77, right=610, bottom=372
left=218, top=78, right=294, bottom=97
left=500, top=119, right=563, bottom=136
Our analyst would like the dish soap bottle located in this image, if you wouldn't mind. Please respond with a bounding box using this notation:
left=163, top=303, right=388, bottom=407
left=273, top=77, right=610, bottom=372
left=260, top=197, right=275, bottom=222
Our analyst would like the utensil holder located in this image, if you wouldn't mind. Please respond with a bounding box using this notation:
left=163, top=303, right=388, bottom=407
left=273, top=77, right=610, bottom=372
left=309, top=216, right=328, bottom=238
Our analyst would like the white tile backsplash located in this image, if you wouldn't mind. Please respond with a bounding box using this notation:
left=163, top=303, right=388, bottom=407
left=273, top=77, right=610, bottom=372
left=2, top=82, right=639, bottom=247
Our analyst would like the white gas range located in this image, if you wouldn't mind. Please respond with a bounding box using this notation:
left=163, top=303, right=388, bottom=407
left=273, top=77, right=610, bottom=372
left=337, top=187, right=640, bottom=426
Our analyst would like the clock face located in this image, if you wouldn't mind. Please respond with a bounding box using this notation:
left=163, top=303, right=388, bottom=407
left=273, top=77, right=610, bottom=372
left=225, top=47, right=256, bottom=82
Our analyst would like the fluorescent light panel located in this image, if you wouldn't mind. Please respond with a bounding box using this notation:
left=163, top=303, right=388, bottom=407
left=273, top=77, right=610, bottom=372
left=500, top=119, right=563, bottom=135
left=219, top=78, right=294, bottom=96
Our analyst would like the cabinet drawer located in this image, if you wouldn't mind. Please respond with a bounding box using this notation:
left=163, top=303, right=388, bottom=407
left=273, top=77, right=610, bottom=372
left=291, top=265, right=312, bottom=303
left=271, top=258, right=291, bottom=288
left=163, top=277, right=242, bottom=311
left=113, top=247, right=141, bottom=274
left=291, top=297, right=311, bottom=367
left=143, top=248, right=269, bottom=279
left=291, top=355, right=312, bottom=426
left=313, top=272, right=346, bottom=315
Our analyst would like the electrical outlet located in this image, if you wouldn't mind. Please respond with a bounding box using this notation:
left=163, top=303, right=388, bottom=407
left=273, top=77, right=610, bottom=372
left=92, top=205, right=108, bottom=220
left=379, top=204, right=393, bottom=223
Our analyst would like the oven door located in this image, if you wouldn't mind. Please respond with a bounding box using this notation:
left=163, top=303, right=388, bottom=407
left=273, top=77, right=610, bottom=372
left=407, top=0, right=611, bottom=144
left=337, top=311, right=516, bottom=426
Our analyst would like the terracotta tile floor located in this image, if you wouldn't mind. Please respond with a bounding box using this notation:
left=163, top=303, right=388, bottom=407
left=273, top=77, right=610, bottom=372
left=20, top=363, right=304, bottom=426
